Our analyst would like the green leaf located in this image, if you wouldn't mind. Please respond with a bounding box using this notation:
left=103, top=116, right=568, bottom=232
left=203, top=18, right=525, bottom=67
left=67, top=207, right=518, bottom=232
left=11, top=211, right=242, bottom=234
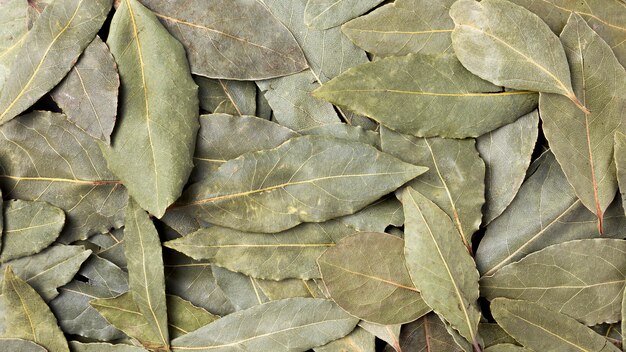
left=167, top=295, right=218, bottom=339
left=104, top=0, right=199, bottom=218
left=139, top=0, right=308, bottom=80
left=195, top=77, right=256, bottom=116
left=477, top=111, right=539, bottom=225
left=89, top=229, right=126, bottom=270
left=314, top=54, right=538, bottom=138
left=0, top=0, right=28, bottom=89
left=301, top=123, right=380, bottom=148
left=616, top=132, right=626, bottom=215
left=2, top=267, right=69, bottom=352
left=540, top=13, right=625, bottom=232
left=358, top=322, right=401, bottom=352
left=381, top=127, right=485, bottom=250
left=484, top=345, right=532, bottom=352
left=341, top=0, right=455, bottom=57
left=178, top=135, right=427, bottom=233
left=0, top=111, right=126, bottom=243
left=50, top=36, right=119, bottom=144
left=123, top=198, right=169, bottom=349
left=1, top=200, right=64, bottom=262
left=450, top=0, right=586, bottom=110
left=254, top=278, right=325, bottom=301
left=171, top=298, right=359, bottom=352
left=476, top=152, right=626, bottom=276
left=0, top=0, right=112, bottom=124
left=479, top=323, right=518, bottom=348
left=0, top=339, right=46, bottom=352
left=337, top=197, right=403, bottom=233
left=383, top=313, right=467, bottom=352
left=491, top=298, right=620, bottom=352
left=401, top=187, right=481, bottom=345
left=304, top=0, right=384, bottom=30
left=313, top=326, right=376, bottom=352
left=165, top=220, right=354, bottom=280
left=318, top=232, right=430, bottom=324
left=69, top=342, right=148, bottom=352
left=0, top=245, right=91, bottom=301
left=78, top=255, right=129, bottom=294
left=482, top=239, right=626, bottom=325
left=211, top=266, right=269, bottom=311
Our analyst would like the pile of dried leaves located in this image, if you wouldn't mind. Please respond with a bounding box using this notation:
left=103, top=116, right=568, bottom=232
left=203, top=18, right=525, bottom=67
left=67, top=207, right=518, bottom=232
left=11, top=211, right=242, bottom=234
left=0, top=0, right=625, bottom=351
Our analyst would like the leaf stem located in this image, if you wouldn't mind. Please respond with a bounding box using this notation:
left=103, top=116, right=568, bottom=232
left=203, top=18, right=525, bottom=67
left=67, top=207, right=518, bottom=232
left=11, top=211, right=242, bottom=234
left=569, top=94, right=590, bottom=114
left=472, top=339, right=483, bottom=352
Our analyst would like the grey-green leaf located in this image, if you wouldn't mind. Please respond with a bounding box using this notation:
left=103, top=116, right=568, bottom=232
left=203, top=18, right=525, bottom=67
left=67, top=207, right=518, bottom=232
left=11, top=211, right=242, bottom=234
left=2, top=267, right=69, bottom=352
left=337, top=197, right=404, bottom=233
left=314, top=53, right=538, bottom=138
left=195, top=77, right=256, bottom=116
left=69, top=342, right=148, bottom=352
left=383, top=313, right=466, bottom=352
left=50, top=36, right=119, bottom=144
left=211, top=266, right=269, bottom=311
left=0, top=0, right=28, bottom=89
left=171, top=298, right=359, bottom=352
left=481, top=239, right=626, bottom=325
left=139, top=0, right=308, bottom=80
left=539, top=13, right=624, bottom=231
left=477, top=111, right=539, bottom=225
left=178, top=135, right=427, bottom=233
left=1, top=200, right=64, bottom=262
left=304, top=0, right=384, bottom=30
left=616, top=132, right=626, bottom=214
left=342, top=0, right=455, bottom=57
left=124, top=198, right=169, bottom=349
left=165, top=220, right=354, bottom=280
left=359, top=322, right=401, bottom=352
left=0, top=0, right=112, bottom=123
left=450, top=0, right=584, bottom=109
left=491, top=298, right=620, bottom=352
left=484, top=345, right=532, bottom=352
left=167, top=295, right=218, bottom=339
left=318, top=232, right=430, bottom=324
left=0, top=339, right=46, bottom=352
left=314, top=327, right=376, bottom=352
left=104, top=0, right=199, bottom=217
left=402, top=187, right=481, bottom=345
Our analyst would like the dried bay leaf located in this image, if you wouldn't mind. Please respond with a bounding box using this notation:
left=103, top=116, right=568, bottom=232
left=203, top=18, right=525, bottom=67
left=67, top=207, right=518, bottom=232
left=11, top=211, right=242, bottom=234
left=50, top=36, right=119, bottom=144
left=304, top=0, right=384, bottom=30
left=0, top=339, right=46, bottom=352
left=313, top=326, right=376, bottom=352
left=337, top=197, right=404, bottom=233
left=383, top=313, right=466, bottom=352
left=178, top=135, right=427, bottom=233
left=0, top=0, right=112, bottom=124
left=616, top=132, right=626, bottom=213
left=491, top=298, right=620, bottom=352
left=139, top=0, right=308, bottom=80
left=69, top=342, right=148, bottom=352
left=171, top=298, right=359, bottom=352
left=450, top=0, right=587, bottom=111
left=477, top=111, right=539, bottom=225
left=381, top=127, right=485, bottom=250
left=314, top=54, right=538, bottom=138
left=342, top=0, right=455, bottom=57
left=211, top=266, right=269, bottom=311
left=482, top=239, right=626, bottom=325
left=402, top=187, right=481, bottom=346
left=165, top=220, right=355, bottom=280
left=0, top=111, right=126, bottom=243
left=89, top=229, right=126, bottom=270
left=166, top=295, right=218, bottom=339
left=0, top=0, right=28, bottom=89
left=359, top=322, right=401, bottom=352
left=540, top=13, right=625, bottom=232
left=484, top=345, right=531, bottom=352
left=195, top=77, right=256, bottom=116
left=2, top=267, right=69, bottom=352
left=255, top=278, right=325, bottom=301
left=104, top=0, right=199, bottom=218
left=318, top=232, right=430, bottom=324
left=301, top=123, right=380, bottom=148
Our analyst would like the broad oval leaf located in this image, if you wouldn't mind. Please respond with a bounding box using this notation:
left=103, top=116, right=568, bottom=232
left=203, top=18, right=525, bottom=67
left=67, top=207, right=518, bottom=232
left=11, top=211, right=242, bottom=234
left=178, top=135, right=427, bottom=233
left=539, top=13, right=625, bottom=232
left=171, top=298, right=359, bottom=352
left=313, top=54, right=538, bottom=138
left=342, top=0, right=455, bottom=57
left=482, top=239, right=626, bottom=325
left=491, top=298, right=620, bottom=352
left=304, top=0, right=384, bottom=30
left=139, top=0, right=308, bottom=80
left=616, top=132, right=626, bottom=213
left=0, top=0, right=112, bottom=123
left=402, top=187, right=481, bottom=345
left=0, top=339, right=46, bottom=352
left=104, top=0, right=199, bottom=218
left=318, top=232, right=431, bottom=324
left=51, top=36, right=119, bottom=144
left=0, top=111, right=127, bottom=243
left=165, top=221, right=355, bottom=280
left=450, top=0, right=584, bottom=109
left=1, top=199, right=64, bottom=262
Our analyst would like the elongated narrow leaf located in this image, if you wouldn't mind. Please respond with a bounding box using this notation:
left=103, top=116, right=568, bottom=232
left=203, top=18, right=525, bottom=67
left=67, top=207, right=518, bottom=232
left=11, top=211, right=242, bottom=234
left=2, top=267, right=69, bottom=352
left=383, top=313, right=466, bottom=352
left=540, top=13, right=624, bottom=231
left=304, top=0, right=384, bottom=30
left=402, top=187, right=481, bottom=345
left=342, top=0, right=455, bottom=57
left=0, top=0, right=112, bottom=123
left=0, top=200, right=64, bottom=262
left=482, top=239, right=626, bottom=325
left=195, top=77, right=256, bottom=116
left=381, top=127, right=485, bottom=249
left=314, top=54, right=537, bottom=138
left=124, top=199, right=169, bottom=349
left=178, top=135, right=426, bottom=233
left=171, top=298, right=358, bottom=351
left=69, top=342, right=148, bottom=352
left=477, top=111, right=539, bottom=224
left=51, top=36, right=119, bottom=144
left=450, top=0, right=584, bottom=109
left=0, top=0, right=28, bottom=88
left=0, top=339, right=46, bottom=352
left=616, top=132, right=626, bottom=213
left=319, top=232, right=430, bottom=324
left=491, top=298, right=620, bottom=352
left=104, top=0, right=199, bottom=217
left=166, top=220, right=354, bottom=280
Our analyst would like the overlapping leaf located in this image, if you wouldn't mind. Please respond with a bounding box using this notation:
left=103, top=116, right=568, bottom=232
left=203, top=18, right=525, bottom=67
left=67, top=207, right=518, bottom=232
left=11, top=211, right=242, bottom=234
left=616, top=132, right=626, bottom=212
left=195, top=77, right=256, bottom=116
left=304, top=0, right=384, bottom=30
left=0, top=0, right=28, bottom=89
